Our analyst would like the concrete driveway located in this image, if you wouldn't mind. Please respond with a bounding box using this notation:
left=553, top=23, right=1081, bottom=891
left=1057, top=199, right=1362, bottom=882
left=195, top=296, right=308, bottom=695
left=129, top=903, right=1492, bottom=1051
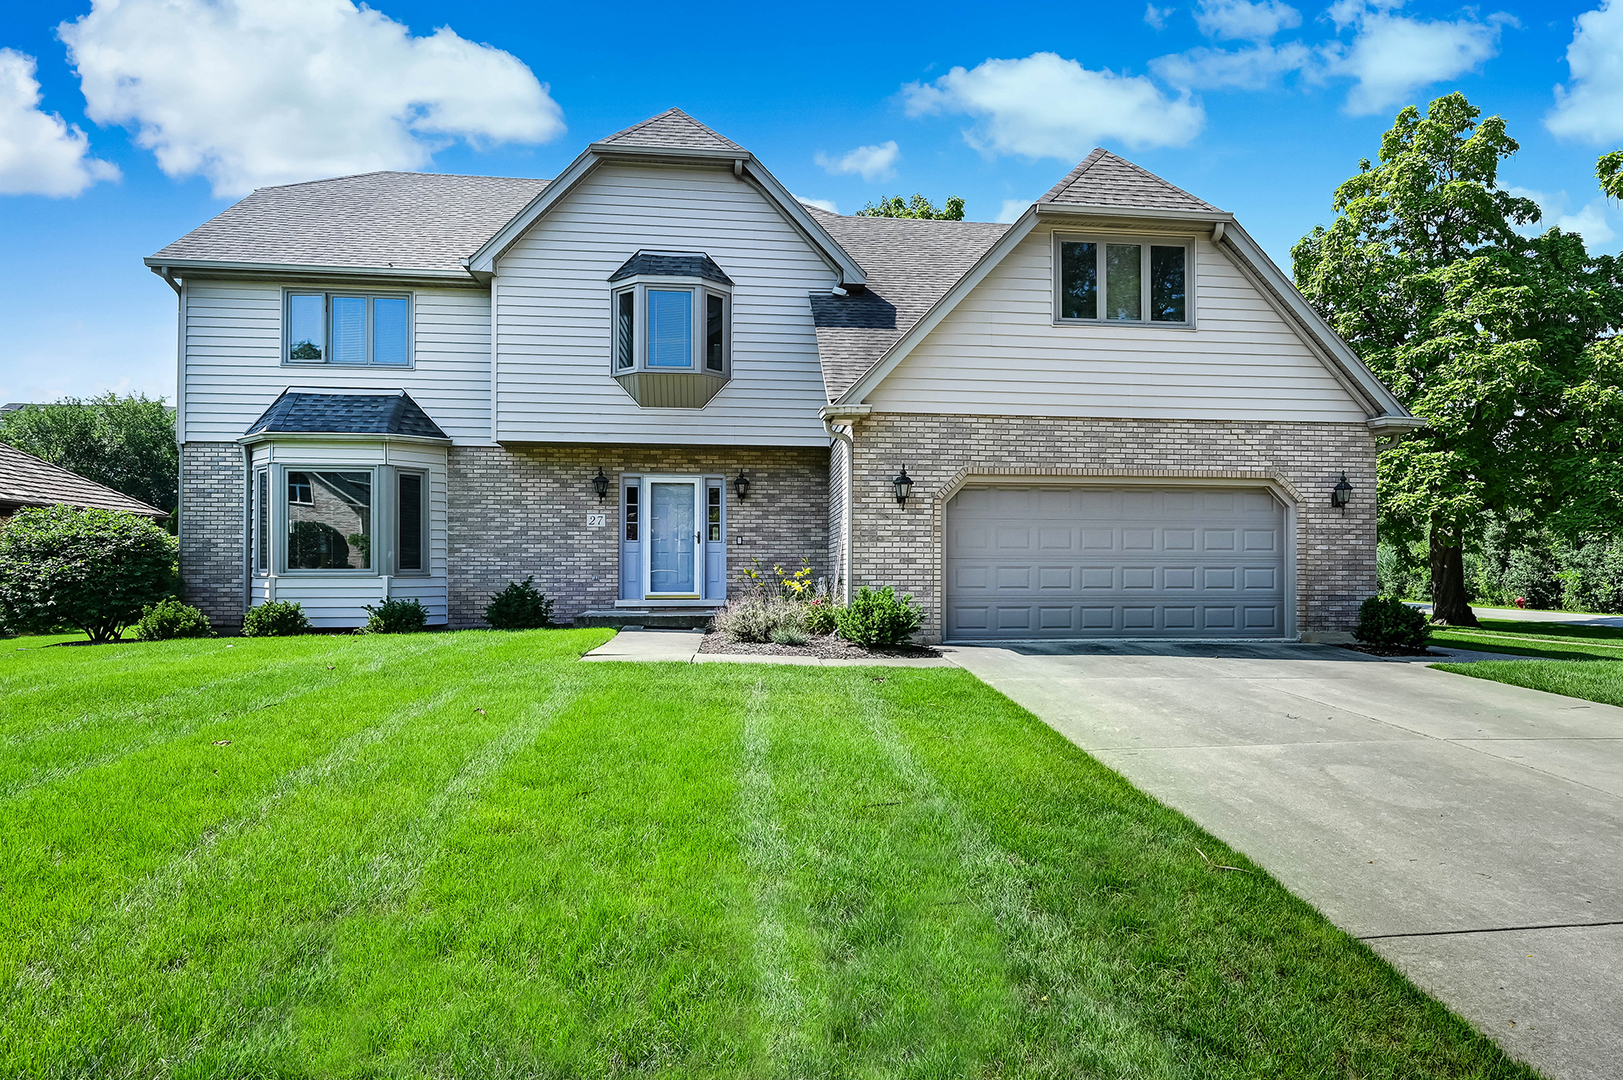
left=942, top=641, right=1623, bottom=1080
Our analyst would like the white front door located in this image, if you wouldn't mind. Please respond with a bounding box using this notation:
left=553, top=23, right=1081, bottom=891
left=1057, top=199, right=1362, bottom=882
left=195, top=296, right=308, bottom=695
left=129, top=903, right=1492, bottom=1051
left=643, top=476, right=704, bottom=599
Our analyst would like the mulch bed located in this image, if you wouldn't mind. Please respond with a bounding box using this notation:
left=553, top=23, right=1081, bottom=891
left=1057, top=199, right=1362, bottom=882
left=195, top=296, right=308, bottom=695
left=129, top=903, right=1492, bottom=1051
left=1335, top=642, right=1441, bottom=658
left=698, top=632, right=940, bottom=660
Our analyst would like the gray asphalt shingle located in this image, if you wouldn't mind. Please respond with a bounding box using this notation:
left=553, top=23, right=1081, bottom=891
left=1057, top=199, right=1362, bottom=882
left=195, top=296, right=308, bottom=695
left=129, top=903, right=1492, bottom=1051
left=1041, top=148, right=1219, bottom=212
left=245, top=392, right=449, bottom=440
left=596, top=109, right=745, bottom=153
left=608, top=251, right=734, bottom=285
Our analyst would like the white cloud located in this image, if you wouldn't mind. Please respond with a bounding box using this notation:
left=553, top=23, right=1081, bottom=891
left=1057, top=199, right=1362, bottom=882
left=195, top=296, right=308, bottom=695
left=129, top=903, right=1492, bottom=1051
left=1144, top=4, right=1171, bottom=30
left=0, top=48, right=118, bottom=197
left=59, top=0, right=564, bottom=197
left=1194, top=0, right=1301, bottom=41
left=996, top=198, right=1032, bottom=223
left=1507, top=185, right=1616, bottom=245
left=1547, top=0, right=1623, bottom=144
left=797, top=195, right=839, bottom=213
left=1152, top=42, right=1312, bottom=89
left=1323, top=3, right=1511, bottom=116
left=814, top=140, right=899, bottom=182
left=901, top=53, right=1204, bottom=160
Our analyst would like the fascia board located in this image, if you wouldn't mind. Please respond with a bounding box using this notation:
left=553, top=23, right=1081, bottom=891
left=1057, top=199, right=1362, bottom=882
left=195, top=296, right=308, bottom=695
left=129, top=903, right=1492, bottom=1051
left=740, top=160, right=867, bottom=287
left=467, top=150, right=600, bottom=273
left=835, top=206, right=1042, bottom=406
left=1036, top=203, right=1235, bottom=224
left=1218, top=222, right=1413, bottom=419
left=143, top=258, right=475, bottom=284
left=238, top=431, right=451, bottom=448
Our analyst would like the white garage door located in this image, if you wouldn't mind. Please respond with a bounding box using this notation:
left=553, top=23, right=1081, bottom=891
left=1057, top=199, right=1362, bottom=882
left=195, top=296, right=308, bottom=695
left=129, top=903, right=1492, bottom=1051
left=945, top=485, right=1288, bottom=641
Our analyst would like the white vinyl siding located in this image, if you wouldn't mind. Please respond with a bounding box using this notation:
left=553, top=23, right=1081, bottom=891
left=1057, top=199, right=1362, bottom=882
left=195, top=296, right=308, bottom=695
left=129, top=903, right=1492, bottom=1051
left=866, top=226, right=1368, bottom=422
left=181, top=280, right=492, bottom=443
left=493, top=162, right=835, bottom=445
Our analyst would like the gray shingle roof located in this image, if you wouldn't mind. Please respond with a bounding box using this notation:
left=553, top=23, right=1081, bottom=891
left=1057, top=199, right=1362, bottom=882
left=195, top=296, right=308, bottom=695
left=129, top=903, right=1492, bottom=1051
left=805, top=209, right=1009, bottom=400
left=245, top=391, right=449, bottom=439
left=1041, top=149, right=1219, bottom=213
left=149, top=172, right=549, bottom=273
left=0, top=442, right=167, bottom=518
left=608, top=251, right=733, bottom=285
left=596, top=108, right=745, bottom=153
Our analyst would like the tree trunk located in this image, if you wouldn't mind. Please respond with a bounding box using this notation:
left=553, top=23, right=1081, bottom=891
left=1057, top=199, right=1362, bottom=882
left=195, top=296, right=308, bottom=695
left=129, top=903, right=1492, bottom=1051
left=1429, top=530, right=1478, bottom=626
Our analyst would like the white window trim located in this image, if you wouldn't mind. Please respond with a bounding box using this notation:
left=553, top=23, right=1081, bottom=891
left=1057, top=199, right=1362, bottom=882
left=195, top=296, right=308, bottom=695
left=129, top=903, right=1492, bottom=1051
left=609, top=275, right=732, bottom=378
left=1051, top=232, right=1195, bottom=329
left=282, top=288, right=416, bottom=368
left=276, top=464, right=380, bottom=576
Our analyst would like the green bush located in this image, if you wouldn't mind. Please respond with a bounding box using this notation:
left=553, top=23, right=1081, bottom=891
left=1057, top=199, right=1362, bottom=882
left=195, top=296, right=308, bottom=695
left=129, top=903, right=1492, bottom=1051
left=363, top=597, right=428, bottom=634
left=1353, top=596, right=1432, bottom=649
left=484, top=576, right=554, bottom=629
left=769, top=624, right=809, bottom=646
left=803, top=598, right=838, bottom=636
left=133, top=598, right=214, bottom=641
left=241, top=600, right=309, bottom=637
left=835, top=586, right=922, bottom=647
left=0, top=505, right=177, bottom=643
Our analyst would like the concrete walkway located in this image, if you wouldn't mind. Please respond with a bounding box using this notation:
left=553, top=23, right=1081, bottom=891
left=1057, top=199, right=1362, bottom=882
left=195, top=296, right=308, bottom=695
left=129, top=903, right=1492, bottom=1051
left=940, top=640, right=1623, bottom=1080
left=581, top=629, right=952, bottom=667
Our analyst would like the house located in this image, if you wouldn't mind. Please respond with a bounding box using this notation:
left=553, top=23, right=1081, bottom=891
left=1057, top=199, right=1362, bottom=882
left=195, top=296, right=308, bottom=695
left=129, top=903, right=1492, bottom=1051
left=146, top=109, right=1418, bottom=642
left=0, top=442, right=168, bottom=522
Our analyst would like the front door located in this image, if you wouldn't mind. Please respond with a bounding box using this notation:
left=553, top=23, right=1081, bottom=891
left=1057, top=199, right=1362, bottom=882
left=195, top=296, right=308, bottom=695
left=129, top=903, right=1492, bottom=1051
left=644, top=477, right=703, bottom=599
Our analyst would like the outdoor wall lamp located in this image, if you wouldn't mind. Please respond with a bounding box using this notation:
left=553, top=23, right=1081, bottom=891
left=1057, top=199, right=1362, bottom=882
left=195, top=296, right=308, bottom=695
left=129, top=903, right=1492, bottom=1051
left=733, top=469, right=750, bottom=502
left=591, top=467, right=611, bottom=501
left=1331, top=472, right=1353, bottom=513
left=893, top=466, right=914, bottom=505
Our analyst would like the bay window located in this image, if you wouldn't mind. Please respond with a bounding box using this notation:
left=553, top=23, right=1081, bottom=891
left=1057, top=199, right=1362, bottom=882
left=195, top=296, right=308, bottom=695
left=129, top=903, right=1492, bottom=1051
left=610, top=279, right=731, bottom=376
left=252, top=465, right=430, bottom=575
left=1054, top=235, right=1191, bottom=326
left=284, top=290, right=412, bottom=366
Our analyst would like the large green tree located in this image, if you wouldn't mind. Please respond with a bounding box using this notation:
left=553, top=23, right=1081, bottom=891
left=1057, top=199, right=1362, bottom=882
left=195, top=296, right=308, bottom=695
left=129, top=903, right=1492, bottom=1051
left=0, top=393, right=177, bottom=514
left=1293, top=93, right=1623, bottom=625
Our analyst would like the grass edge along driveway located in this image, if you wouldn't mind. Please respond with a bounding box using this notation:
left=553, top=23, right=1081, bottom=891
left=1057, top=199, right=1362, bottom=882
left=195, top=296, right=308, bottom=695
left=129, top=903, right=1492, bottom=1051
left=1432, top=617, right=1623, bottom=710
left=2, top=629, right=1535, bottom=1078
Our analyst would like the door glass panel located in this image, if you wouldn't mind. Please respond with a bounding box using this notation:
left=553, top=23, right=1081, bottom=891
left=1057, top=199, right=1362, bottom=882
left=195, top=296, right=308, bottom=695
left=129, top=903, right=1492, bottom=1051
left=649, top=482, right=695, bottom=593
left=1105, top=244, right=1142, bottom=321
left=707, top=485, right=722, bottom=541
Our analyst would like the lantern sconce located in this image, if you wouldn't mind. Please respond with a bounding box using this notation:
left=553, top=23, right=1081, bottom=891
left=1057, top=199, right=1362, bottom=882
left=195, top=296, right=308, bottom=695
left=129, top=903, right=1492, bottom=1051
left=1331, top=472, right=1353, bottom=514
left=591, top=467, right=611, bottom=502
left=892, top=466, right=914, bottom=505
left=733, top=469, right=751, bottom=502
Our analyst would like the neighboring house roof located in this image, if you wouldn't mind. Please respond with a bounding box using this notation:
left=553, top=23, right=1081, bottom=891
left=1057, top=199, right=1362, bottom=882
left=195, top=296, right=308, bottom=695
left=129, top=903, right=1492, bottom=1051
left=804, top=209, right=1009, bottom=399
left=609, top=251, right=734, bottom=286
left=1041, top=149, right=1220, bottom=213
left=597, top=108, right=746, bottom=153
left=148, top=172, right=549, bottom=276
left=0, top=442, right=166, bottom=518
left=244, top=391, right=449, bottom=440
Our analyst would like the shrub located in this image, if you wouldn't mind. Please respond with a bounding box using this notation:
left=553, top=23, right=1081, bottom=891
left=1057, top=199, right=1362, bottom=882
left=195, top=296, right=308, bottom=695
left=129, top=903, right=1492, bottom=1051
left=241, top=600, right=310, bottom=637
left=363, top=597, right=427, bottom=634
left=803, top=598, right=838, bottom=636
left=714, top=595, right=804, bottom=643
left=1353, top=596, right=1432, bottom=649
left=484, top=577, right=554, bottom=629
left=0, top=505, right=176, bottom=643
left=769, top=624, right=809, bottom=646
left=133, top=598, right=214, bottom=641
left=835, top=586, right=922, bottom=647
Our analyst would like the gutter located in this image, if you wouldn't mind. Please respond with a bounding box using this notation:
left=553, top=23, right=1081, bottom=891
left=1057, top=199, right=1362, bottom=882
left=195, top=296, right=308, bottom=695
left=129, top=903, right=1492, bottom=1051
left=820, top=404, right=871, bottom=604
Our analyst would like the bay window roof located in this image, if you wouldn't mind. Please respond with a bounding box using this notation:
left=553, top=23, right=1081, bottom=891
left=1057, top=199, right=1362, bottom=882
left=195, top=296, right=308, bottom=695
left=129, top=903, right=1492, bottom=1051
left=244, top=390, right=449, bottom=440
left=609, top=251, right=733, bottom=286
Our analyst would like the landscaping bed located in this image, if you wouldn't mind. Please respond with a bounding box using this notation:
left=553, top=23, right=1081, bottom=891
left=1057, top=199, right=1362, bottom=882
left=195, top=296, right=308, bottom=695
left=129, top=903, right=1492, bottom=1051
left=697, top=630, right=939, bottom=660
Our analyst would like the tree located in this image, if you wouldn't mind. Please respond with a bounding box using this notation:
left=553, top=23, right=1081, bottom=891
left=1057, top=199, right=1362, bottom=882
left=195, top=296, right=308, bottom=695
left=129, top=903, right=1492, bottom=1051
left=857, top=194, right=966, bottom=220
left=1600, top=151, right=1623, bottom=200
left=1293, top=93, right=1623, bottom=625
left=0, top=394, right=178, bottom=514
left=0, top=506, right=178, bottom=643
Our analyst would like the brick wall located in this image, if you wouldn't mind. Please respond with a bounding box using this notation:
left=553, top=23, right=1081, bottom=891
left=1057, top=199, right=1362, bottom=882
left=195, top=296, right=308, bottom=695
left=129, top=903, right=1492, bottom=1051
left=180, top=442, right=246, bottom=632
left=447, top=444, right=829, bottom=626
left=846, top=414, right=1378, bottom=642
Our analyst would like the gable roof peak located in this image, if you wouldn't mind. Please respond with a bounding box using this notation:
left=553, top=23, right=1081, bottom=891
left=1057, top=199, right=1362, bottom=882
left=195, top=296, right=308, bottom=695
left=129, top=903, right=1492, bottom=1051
left=595, top=108, right=746, bottom=154
left=1040, top=148, right=1221, bottom=215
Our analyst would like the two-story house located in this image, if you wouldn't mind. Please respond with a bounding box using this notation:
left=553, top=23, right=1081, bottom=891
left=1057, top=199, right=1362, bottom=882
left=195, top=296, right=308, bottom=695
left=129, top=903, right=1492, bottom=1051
left=147, top=109, right=1419, bottom=643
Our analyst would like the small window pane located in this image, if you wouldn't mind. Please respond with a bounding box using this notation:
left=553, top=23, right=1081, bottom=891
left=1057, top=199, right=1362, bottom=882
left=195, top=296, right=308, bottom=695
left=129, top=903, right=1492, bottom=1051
left=288, top=294, right=324, bottom=361
left=1059, top=241, right=1097, bottom=319
left=706, top=294, right=725, bottom=372
left=1105, top=244, right=1142, bottom=321
left=286, top=470, right=371, bottom=570
left=707, top=485, right=722, bottom=542
left=1150, top=246, right=1187, bottom=322
left=256, top=471, right=269, bottom=571
left=624, top=484, right=639, bottom=541
left=373, top=297, right=409, bottom=365
left=615, top=291, right=635, bottom=370
left=330, top=296, right=367, bottom=364
left=647, top=289, right=693, bottom=368
left=397, top=472, right=423, bottom=572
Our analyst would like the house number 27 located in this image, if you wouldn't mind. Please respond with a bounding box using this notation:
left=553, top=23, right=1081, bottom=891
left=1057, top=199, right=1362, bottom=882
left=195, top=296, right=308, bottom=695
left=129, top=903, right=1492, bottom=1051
left=586, top=513, right=607, bottom=528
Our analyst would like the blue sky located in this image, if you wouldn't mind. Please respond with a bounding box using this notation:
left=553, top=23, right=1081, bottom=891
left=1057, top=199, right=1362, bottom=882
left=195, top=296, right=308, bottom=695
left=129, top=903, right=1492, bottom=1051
left=2, top=0, right=1621, bottom=405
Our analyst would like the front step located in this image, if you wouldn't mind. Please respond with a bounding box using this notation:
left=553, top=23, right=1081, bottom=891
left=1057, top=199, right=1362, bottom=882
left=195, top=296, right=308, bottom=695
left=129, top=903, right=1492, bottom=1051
left=574, top=608, right=718, bottom=630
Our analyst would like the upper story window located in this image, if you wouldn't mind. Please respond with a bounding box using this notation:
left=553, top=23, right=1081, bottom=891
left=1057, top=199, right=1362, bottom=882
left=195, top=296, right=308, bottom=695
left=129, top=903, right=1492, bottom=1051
left=608, top=252, right=732, bottom=379
left=285, top=291, right=412, bottom=366
left=1053, top=234, right=1190, bottom=326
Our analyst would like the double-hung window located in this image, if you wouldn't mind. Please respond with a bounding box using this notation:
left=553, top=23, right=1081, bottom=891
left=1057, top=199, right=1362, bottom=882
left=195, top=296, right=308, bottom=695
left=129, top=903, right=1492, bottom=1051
left=284, top=291, right=412, bottom=366
left=1054, top=235, right=1191, bottom=326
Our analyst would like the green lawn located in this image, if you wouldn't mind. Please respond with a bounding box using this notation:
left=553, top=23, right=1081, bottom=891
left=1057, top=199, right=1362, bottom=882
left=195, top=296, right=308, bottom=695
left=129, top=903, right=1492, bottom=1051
left=1430, top=617, right=1623, bottom=661
left=2, top=629, right=1531, bottom=1078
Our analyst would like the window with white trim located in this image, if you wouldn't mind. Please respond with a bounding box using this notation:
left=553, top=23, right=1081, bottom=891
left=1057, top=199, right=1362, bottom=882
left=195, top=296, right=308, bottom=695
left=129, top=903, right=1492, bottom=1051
left=1054, top=235, right=1190, bottom=325
left=284, top=291, right=412, bottom=366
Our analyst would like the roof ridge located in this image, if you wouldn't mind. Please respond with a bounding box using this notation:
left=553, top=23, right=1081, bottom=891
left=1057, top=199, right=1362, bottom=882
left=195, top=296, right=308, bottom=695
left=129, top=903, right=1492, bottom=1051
left=254, top=170, right=550, bottom=193
left=1039, top=147, right=1219, bottom=213
left=597, top=107, right=745, bottom=152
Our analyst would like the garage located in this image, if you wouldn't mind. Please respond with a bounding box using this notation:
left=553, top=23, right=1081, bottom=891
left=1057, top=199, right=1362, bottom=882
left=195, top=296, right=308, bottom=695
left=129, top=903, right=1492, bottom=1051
left=944, top=485, right=1289, bottom=641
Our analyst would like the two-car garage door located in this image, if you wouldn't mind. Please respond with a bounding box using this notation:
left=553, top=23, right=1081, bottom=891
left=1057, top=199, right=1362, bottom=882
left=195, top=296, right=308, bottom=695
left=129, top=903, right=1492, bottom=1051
left=945, top=485, right=1288, bottom=641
